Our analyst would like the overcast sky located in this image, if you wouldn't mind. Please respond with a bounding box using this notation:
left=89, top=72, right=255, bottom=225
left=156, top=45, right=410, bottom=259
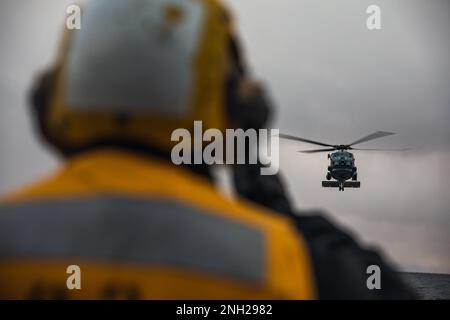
left=0, top=0, right=449, bottom=273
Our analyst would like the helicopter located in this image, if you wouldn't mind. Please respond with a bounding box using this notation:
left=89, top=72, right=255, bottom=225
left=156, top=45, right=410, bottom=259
left=279, top=131, right=409, bottom=191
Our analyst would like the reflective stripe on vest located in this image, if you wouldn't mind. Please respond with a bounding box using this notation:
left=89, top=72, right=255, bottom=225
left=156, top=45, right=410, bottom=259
left=0, top=197, right=265, bottom=283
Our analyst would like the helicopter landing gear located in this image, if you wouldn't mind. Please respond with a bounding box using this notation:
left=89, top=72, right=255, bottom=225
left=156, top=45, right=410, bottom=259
left=326, top=172, right=331, bottom=180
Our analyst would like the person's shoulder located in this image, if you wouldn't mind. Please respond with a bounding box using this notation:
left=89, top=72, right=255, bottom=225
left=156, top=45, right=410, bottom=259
left=212, top=198, right=317, bottom=298
left=0, top=169, right=69, bottom=205
left=191, top=184, right=300, bottom=237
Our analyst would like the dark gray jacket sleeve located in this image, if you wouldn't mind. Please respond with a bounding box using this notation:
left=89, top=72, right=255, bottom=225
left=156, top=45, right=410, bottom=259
left=233, top=166, right=416, bottom=299
left=291, top=212, right=416, bottom=299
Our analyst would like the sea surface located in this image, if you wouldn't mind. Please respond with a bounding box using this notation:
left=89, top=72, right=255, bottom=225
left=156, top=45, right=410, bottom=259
left=401, top=272, right=450, bottom=300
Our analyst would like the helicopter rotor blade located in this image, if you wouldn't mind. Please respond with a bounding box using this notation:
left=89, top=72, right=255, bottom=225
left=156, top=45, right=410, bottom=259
left=348, top=131, right=395, bottom=147
left=298, top=148, right=337, bottom=154
left=279, top=133, right=334, bottom=147
left=351, top=147, right=410, bottom=152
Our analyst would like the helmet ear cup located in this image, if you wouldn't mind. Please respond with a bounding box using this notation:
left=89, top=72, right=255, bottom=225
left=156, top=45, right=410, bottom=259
left=30, top=71, right=51, bottom=135
left=225, top=73, right=241, bottom=127
left=29, top=69, right=68, bottom=154
left=225, top=36, right=271, bottom=130
left=225, top=75, right=272, bottom=130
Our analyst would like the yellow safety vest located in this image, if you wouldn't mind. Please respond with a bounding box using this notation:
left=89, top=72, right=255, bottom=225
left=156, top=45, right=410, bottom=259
left=0, top=150, right=316, bottom=299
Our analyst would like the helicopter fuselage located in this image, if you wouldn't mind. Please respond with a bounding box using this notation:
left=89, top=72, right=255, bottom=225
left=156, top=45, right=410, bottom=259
left=326, top=150, right=358, bottom=190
